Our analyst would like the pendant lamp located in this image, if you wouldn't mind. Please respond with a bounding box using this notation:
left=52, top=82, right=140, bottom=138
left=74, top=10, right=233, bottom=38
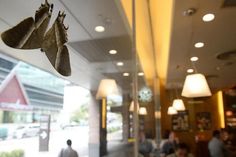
left=129, top=101, right=140, bottom=112
left=172, top=99, right=185, bottom=111
left=96, top=79, right=119, bottom=99
left=155, top=111, right=161, bottom=119
left=139, top=107, right=147, bottom=115
left=181, top=73, right=211, bottom=98
left=167, top=106, right=177, bottom=115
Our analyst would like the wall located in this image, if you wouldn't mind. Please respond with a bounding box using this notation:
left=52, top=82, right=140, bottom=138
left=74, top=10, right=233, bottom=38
left=141, top=101, right=155, bottom=138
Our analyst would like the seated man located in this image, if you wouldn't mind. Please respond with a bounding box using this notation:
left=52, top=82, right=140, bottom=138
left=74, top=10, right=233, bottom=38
left=208, top=130, right=226, bottom=157
left=167, top=143, right=193, bottom=157
left=160, top=131, right=179, bottom=157
left=139, top=132, right=153, bottom=157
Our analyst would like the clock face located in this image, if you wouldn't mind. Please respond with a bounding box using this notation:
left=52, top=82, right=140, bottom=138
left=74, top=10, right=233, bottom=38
left=138, top=87, right=152, bottom=102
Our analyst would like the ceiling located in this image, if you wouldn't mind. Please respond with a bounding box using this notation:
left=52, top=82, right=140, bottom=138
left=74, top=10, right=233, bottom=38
left=0, top=0, right=146, bottom=94
left=1, top=0, right=234, bottom=96
left=166, top=0, right=236, bottom=90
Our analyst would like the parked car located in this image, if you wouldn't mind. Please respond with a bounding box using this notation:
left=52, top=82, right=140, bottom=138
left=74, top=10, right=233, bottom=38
left=13, top=124, right=40, bottom=139
left=60, top=121, right=80, bottom=130
left=0, top=127, right=8, bottom=140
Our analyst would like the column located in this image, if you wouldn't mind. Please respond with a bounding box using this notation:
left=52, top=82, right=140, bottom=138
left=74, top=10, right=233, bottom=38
left=154, top=77, right=161, bottom=146
left=88, top=92, right=100, bottom=157
left=99, top=98, right=107, bottom=156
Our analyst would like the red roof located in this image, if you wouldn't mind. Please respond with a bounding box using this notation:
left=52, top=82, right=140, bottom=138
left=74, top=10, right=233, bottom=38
left=0, top=65, right=31, bottom=111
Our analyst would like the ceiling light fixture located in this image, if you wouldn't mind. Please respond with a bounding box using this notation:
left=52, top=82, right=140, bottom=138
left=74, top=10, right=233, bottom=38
left=129, top=101, right=139, bottom=112
left=182, top=73, right=212, bottom=98
left=187, top=69, right=194, bottom=73
left=167, top=106, right=177, bottom=115
left=203, top=13, right=215, bottom=22
left=194, top=42, right=204, bottom=48
left=155, top=111, right=161, bottom=119
left=190, top=57, right=199, bottom=62
left=172, top=99, right=185, bottom=111
left=123, top=73, right=129, bottom=76
left=116, top=62, right=124, bottom=66
left=138, top=72, right=144, bottom=76
left=95, top=26, right=105, bottom=32
left=109, top=50, right=117, bottom=54
left=96, top=79, right=119, bottom=99
left=139, top=107, right=147, bottom=115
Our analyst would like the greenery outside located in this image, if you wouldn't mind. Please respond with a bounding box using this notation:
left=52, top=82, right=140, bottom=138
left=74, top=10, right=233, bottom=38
left=0, top=150, right=24, bottom=157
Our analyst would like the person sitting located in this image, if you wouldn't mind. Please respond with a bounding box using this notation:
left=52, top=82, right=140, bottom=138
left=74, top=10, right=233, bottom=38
left=208, top=130, right=227, bottom=157
left=160, top=131, right=179, bottom=157
left=167, top=143, right=193, bottom=157
left=160, top=130, right=171, bottom=151
left=139, top=132, right=153, bottom=157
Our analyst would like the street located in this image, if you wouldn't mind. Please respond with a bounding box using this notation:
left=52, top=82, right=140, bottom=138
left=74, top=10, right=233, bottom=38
left=0, top=126, right=89, bottom=157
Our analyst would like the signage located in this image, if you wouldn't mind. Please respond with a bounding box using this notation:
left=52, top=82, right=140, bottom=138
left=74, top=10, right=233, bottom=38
left=39, top=114, right=50, bottom=152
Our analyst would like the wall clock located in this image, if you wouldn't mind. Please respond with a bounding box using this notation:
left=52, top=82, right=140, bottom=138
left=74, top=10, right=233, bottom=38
left=138, top=87, right=152, bottom=102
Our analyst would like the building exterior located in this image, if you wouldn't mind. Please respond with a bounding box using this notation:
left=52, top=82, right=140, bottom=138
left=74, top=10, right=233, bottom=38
left=0, top=54, right=65, bottom=123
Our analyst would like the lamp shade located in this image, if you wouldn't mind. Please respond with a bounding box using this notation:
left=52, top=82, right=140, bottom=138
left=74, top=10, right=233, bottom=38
left=167, top=106, right=177, bottom=115
left=96, top=79, right=119, bottom=99
left=181, top=73, right=212, bottom=98
left=139, top=107, right=147, bottom=115
left=172, top=99, right=185, bottom=111
left=155, top=111, right=161, bottom=119
left=129, top=101, right=140, bottom=112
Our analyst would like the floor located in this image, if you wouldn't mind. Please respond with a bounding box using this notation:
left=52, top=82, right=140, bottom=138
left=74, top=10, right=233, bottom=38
left=104, top=140, right=160, bottom=157
left=104, top=141, right=133, bottom=157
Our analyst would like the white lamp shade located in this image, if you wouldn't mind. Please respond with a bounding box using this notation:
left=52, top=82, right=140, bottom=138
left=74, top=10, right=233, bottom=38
left=172, top=99, right=185, bottom=111
left=96, top=79, right=119, bottom=99
left=129, top=101, right=139, bottom=112
left=155, top=111, right=161, bottom=119
left=167, top=106, right=177, bottom=115
left=139, top=107, right=147, bottom=115
left=181, top=73, right=212, bottom=98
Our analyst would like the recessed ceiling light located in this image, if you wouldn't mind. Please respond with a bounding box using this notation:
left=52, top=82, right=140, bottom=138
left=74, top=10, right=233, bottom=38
left=202, top=13, right=215, bottom=22
left=109, top=50, right=117, bottom=54
left=194, top=42, right=204, bottom=48
left=123, top=73, right=129, bottom=76
left=190, top=57, right=199, bottom=62
left=138, top=72, right=144, bottom=76
left=117, top=62, right=124, bottom=66
left=95, top=26, right=105, bottom=32
left=187, top=69, right=194, bottom=73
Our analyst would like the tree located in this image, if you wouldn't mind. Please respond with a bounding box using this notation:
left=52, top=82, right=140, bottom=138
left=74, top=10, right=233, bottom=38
left=70, top=104, right=88, bottom=124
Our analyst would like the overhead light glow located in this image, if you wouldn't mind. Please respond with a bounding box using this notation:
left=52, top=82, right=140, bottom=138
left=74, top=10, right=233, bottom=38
left=109, top=50, right=117, bottom=54
left=190, top=57, right=199, bottom=62
left=194, top=42, right=204, bottom=48
left=187, top=69, right=194, bottom=73
left=129, top=101, right=139, bottom=112
left=95, top=26, right=105, bottom=32
left=203, top=13, right=215, bottom=22
left=181, top=73, right=212, bottom=98
left=117, top=62, right=124, bottom=66
left=96, top=79, right=119, bottom=99
left=123, top=73, right=129, bottom=76
left=167, top=106, right=177, bottom=115
left=139, top=107, right=147, bottom=115
left=138, top=72, right=144, bottom=76
left=172, top=99, right=185, bottom=111
left=226, top=111, right=233, bottom=117
left=155, top=111, right=161, bottom=119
